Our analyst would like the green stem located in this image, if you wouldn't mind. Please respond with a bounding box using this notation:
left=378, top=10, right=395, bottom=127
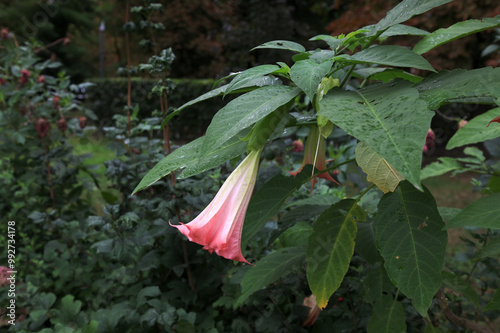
left=339, top=65, right=355, bottom=89
left=314, top=158, right=356, bottom=177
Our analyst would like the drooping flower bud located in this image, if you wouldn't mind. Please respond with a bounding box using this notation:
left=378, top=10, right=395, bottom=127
left=52, top=95, right=60, bottom=108
left=57, top=118, right=67, bottom=132
left=289, top=126, right=339, bottom=191
left=423, top=128, right=435, bottom=154
left=458, top=119, right=468, bottom=129
left=292, top=139, right=304, bottom=153
left=35, top=118, right=50, bottom=138
left=78, top=116, right=87, bottom=129
left=1, top=28, right=9, bottom=40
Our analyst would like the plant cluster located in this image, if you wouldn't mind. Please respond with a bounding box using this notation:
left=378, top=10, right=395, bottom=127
left=136, top=0, right=500, bottom=331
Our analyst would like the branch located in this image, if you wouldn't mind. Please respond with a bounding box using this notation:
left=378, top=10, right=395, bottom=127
left=436, top=288, right=494, bottom=333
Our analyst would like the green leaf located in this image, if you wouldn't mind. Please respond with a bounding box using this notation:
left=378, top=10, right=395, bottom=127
left=379, top=24, right=430, bottom=37
left=337, top=45, right=435, bottom=72
left=290, top=59, right=333, bottom=101
left=276, top=222, right=313, bottom=248
left=306, top=199, right=361, bottom=309
left=309, top=34, right=342, bottom=51
left=161, top=76, right=282, bottom=126
left=375, top=0, right=454, bottom=32
left=60, top=295, right=82, bottom=319
left=464, top=146, right=485, bottom=162
left=242, top=166, right=313, bottom=247
left=319, top=82, right=432, bottom=189
left=251, top=40, right=306, bottom=53
left=355, top=142, right=405, bottom=193
left=132, top=137, right=203, bottom=193
left=421, top=157, right=463, bottom=180
left=224, top=64, right=280, bottom=96
left=413, top=15, right=500, bottom=54
left=179, top=131, right=248, bottom=179
left=363, top=264, right=394, bottom=304
left=484, top=288, right=500, bottom=311
left=367, top=294, right=407, bottom=333
left=356, top=222, right=383, bottom=264
left=441, top=271, right=480, bottom=306
left=447, top=107, right=500, bottom=149
left=201, top=86, right=301, bottom=155
left=83, top=320, right=99, bottom=333
left=438, top=207, right=462, bottom=222
left=354, top=68, right=423, bottom=83
left=370, top=70, right=423, bottom=84
left=137, top=286, right=161, bottom=307
left=375, top=181, right=447, bottom=316
left=475, top=237, right=500, bottom=259
left=133, top=132, right=248, bottom=193
left=445, top=193, right=500, bottom=229
left=235, top=246, right=305, bottom=307
left=414, top=68, right=500, bottom=109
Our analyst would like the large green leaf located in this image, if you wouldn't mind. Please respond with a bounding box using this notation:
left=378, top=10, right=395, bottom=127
left=306, top=199, right=361, bottom=309
left=132, top=137, right=203, bottom=194
left=132, top=132, right=248, bottom=193
left=445, top=193, right=500, bottom=229
left=241, top=166, right=313, bottom=248
left=375, top=0, right=454, bottom=32
left=362, top=264, right=394, bottom=304
left=319, top=82, right=432, bottom=189
left=178, top=132, right=248, bottom=179
left=354, top=68, right=423, bottom=84
left=420, top=157, right=463, bottom=180
left=201, top=85, right=301, bottom=155
left=161, top=76, right=282, bottom=126
left=447, top=107, right=500, bottom=149
left=356, top=222, right=383, bottom=264
left=235, top=246, right=305, bottom=307
left=367, top=294, right=407, bottom=333
left=251, top=40, right=306, bottom=53
left=414, top=68, right=500, bottom=109
left=375, top=181, right=447, bottom=316
left=413, top=15, right=500, bottom=54
left=379, top=24, right=430, bottom=37
left=337, top=45, right=435, bottom=72
left=224, top=64, right=280, bottom=96
left=355, top=142, right=405, bottom=193
left=290, top=59, right=333, bottom=101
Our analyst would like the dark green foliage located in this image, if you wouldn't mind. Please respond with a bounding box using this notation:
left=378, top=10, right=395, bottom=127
left=84, top=78, right=224, bottom=141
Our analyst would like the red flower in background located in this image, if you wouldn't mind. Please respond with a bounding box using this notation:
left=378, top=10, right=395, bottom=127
left=35, top=118, right=50, bottom=138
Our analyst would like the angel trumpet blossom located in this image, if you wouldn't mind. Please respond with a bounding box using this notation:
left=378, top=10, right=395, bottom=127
left=289, top=126, right=339, bottom=191
left=170, top=149, right=262, bottom=264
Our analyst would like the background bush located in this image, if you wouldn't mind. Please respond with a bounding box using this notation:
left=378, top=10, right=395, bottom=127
left=84, top=78, right=224, bottom=141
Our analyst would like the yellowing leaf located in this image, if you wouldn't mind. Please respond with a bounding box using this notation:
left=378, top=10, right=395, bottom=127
left=355, top=142, right=404, bottom=193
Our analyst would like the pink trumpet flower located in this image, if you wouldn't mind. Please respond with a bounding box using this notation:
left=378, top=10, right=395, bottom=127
left=289, top=126, right=339, bottom=191
left=170, top=149, right=262, bottom=264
